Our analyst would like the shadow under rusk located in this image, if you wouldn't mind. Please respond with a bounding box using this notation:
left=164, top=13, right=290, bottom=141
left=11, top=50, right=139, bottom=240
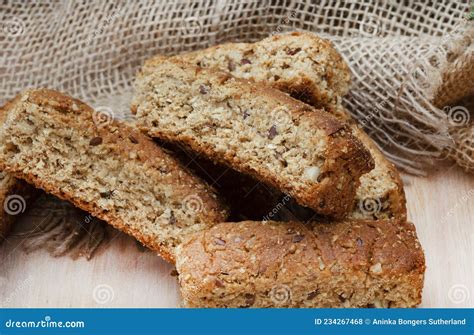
left=155, top=139, right=326, bottom=224
left=0, top=173, right=39, bottom=240
left=8, top=193, right=111, bottom=260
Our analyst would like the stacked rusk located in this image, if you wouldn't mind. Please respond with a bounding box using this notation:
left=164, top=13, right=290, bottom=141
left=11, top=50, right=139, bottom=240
left=0, top=32, right=424, bottom=307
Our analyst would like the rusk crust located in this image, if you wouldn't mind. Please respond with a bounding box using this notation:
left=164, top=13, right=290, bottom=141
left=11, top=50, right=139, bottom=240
left=176, top=220, right=425, bottom=308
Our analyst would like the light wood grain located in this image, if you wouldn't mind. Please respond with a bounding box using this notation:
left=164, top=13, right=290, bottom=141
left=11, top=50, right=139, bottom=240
left=404, top=165, right=473, bottom=308
left=1, top=166, right=472, bottom=308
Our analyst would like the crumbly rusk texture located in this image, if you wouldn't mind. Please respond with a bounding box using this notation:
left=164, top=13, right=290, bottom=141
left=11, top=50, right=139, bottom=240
left=176, top=220, right=425, bottom=308
left=0, top=172, right=36, bottom=240
left=0, top=89, right=228, bottom=262
left=132, top=59, right=374, bottom=218
left=159, top=33, right=406, bottom=220
left=147, top=31, right=351, bottom=119
left=349, top=125, right=406, bottom=220
left=0, top=98, right=38, bottom=240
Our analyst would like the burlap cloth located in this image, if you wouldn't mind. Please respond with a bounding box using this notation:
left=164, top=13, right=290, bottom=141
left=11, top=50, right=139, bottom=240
left=1, top=0, right=472, bottom=173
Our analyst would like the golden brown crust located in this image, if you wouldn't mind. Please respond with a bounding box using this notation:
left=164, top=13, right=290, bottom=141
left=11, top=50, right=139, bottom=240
left=133, top=59, right=374, bottom=218
left=176, top=220, right=425, bottom=308
left=0, top=89, right=228, bottom=263
left=349, top=125, right=407, bottom=220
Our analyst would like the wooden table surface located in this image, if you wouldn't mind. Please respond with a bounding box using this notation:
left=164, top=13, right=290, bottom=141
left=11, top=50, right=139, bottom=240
left=1, top=165, right=472, bottom=308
